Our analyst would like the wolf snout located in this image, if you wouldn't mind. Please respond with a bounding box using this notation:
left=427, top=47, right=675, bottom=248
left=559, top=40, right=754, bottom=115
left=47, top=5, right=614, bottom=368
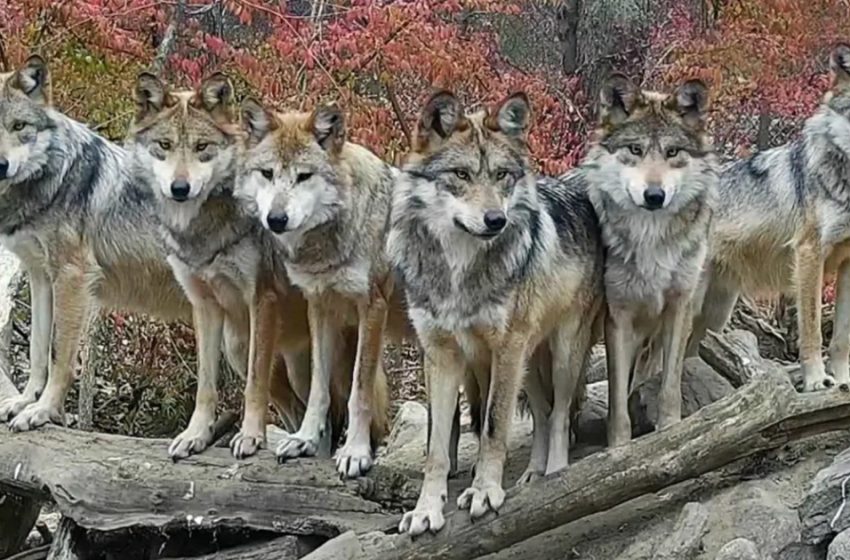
left=170, top=179, right=191, bottom=202
left=0, top=157, right=8, bottom=180
left=483, top=209, right=507, bottom=233
left=643, top=185, right=665, bottom=210
left=266, top=212, right=289, bottom=234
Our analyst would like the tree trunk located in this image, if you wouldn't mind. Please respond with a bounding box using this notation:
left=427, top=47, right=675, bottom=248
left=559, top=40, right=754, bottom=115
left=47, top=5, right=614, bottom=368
left=0, top=493, right=41, bottom=557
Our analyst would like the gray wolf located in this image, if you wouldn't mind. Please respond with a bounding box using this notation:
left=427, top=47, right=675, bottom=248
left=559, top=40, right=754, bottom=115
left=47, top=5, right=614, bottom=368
left=689, top=43, right=850, bottom=393
left=582, top=73, right=716, bottom=446
left=236, top=98, right=398, bottom=478
left=126, top=72, right=327, bottom=459
left=0, top=55, right=193, bottom=431
left=389, top=90, right=604, bottom=535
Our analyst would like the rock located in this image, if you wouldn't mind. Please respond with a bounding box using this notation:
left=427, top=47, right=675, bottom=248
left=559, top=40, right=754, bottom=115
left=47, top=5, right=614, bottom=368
left=0, top=246, right=21, bottom=400
left=702, top=480, right=802, bottom=559
left=574, top=381, right=607, bottom=446
left=716, top=538, right=762, bottom=560
left=801, top=446, right=850, bottom=544
left=586, top=345, right=607, bottom=384
left=830, top=530, right=850, bottom=560
left=385, top=401, right=428, bottom=455
left=615, top=502, right=710, bottom=560
left=628, top=357, right=734, bottom=435
left=780, top=542, right=829, bottom=560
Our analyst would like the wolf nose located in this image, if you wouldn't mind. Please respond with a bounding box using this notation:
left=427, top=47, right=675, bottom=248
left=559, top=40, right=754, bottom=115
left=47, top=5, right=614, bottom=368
left=643, top=186, right=665, bottom=210
left=266, top=213, right=289, bottom=234
left=0, top=158, right=8, bottom=179
left=483, top=210, right=507, bottom=232
left=170, top=179, right=191, bottom=202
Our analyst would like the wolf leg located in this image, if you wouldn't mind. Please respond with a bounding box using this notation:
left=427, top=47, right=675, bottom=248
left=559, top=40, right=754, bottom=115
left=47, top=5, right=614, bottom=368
left=517, top=347, right=551, bottom=485
left=399, top=331, right=464, bottom=536
left=10, top=260, right=93, bottom=431
left=795, top=237, right=832, bottom=392
left=0, top=266, right=52, bottom=421
left=686, top=271, right=739, bottom=358
left=605, top=309, right=641, bottom=447
left=458, top=333, right=527, bottom=520
left=546, top=317, right=592, bottom=475
left=276, top=297, right=338, bottom=461
left=657, top=297, right=693, bottom=430
left=829, top=259, right=850, bottom=388
left=336, top=280, right=390, bottom=478
left=232, top=286, right=278, bottom=459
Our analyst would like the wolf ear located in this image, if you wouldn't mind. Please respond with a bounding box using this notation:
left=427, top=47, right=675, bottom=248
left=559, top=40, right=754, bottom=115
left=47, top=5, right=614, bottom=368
left=309, top=104, right=345, bottom=153
left=11, top=55, right=51, bottom=105
left=134, top=72, right=171, bottom=122
left=599, top=73, right=640, bottom=125
left=670, top=79, right=710, bottom=128
left=415, top=90, right=465, bottom=151
left=831, top=43, right=850, bottom=86
left=197, top=72, right=235, bottom=121
left=486, top=92, right=532, bottom=140
left=241, top=98, right=278, bottom=144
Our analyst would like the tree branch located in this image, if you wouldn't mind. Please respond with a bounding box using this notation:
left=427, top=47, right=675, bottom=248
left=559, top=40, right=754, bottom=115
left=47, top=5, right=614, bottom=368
left=151, top=0, right=186, bottom=76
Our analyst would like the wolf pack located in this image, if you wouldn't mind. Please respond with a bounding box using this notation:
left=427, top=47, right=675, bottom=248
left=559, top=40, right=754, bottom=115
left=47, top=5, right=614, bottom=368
left=1, top=41, right=850, bottom=536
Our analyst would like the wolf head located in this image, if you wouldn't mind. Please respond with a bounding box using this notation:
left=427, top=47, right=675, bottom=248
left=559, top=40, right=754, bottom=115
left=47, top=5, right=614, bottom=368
left=821, top=43, right=850, bottom=141
left=236, top=99, right=349, bottom=236
left=127, top=72, right=241, bottom=229
left=398, top=90, right=534, bottom=241
left=0, top=55, right=54, bottom=188
left=585, top=73, right=712, bottom=212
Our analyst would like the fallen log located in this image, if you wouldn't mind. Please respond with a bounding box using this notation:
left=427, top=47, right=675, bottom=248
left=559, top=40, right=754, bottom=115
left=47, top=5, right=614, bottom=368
left=0, top=425, right=397, bottom=556
left=0, top=491, right=41, bottom=557
left=362, top=362, right=850, bottom=560
left=699, top=329, right=765, bottom=388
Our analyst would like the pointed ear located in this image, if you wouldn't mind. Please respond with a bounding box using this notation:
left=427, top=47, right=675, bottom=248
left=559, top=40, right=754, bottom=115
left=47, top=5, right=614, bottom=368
left=11, top=55, right=51, bottom=105
left=669, top=79, right=710, bottom=128
left=134, top=72, right=170, bottom=122
left=831, top=43, right=850, bottom=87
left=197, top=72, right=235, bottom=122
left=308, top=104, right=345, bottom=153
left=486, top=92, right=532, bottom=140
left=599, top=73, right=640, bottom=125
left=414, top=90, right=466, bottom=151
left=241, top=97, right=278, bottom=144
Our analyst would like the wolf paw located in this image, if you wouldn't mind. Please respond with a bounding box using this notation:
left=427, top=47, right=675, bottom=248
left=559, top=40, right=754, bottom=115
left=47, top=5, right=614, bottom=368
left=8, top=401, right=63, bottom=431
left=335, top=441, right=373, bottom=479
left=457, top=482, right=506, bottom=519
left=516, top=468, right=544, bottom=486
left=0, top=394, right=36, bottom=422
left=801, top=373, right=834, bottom=393
left=168, top=421, right=216, bottom=460
left=399, top=496, right=446, bottom=536
left=230, top=430, right=265, bottom=459
left=275, top=432, right=320, bottom=462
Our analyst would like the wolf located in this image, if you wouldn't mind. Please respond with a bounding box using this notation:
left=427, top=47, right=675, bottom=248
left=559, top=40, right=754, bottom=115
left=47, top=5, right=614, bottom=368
left=236, top=98, right=399, bottom=478
left=126, top=72, right=333, bottom=459
left=0, top=55, right=193, bottom=431
left=390, top=90, right=605, bottom=535
left=689, top=43, right=850, bottom=393
left=582, top=74, right=716, bottom=446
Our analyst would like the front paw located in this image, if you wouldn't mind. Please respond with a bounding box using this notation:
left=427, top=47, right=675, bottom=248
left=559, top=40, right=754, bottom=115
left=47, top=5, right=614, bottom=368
left=0, top=394, right=37, bottom=422
left=9, top=400, right=64, bottom=431
left=230, top=429, right=266, bottom=459
left=516, top=468, right=543, bottom=486
left=168, top=420, right=216, bottom=460
left=275, top=431, right=321, bottom=462
left=335, top=440, right=373, bottom=478
left=399, top=495, right=447, bottom=536
left=457, top=481, right=506, bottom=520
left=800, top=364, right=834, bottom=393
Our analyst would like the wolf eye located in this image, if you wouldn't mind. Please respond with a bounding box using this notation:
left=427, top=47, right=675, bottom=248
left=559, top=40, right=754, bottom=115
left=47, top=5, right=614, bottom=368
left=195, top=142, right=209, bottom=152
left=453, top=169, right=471, bottom=181
left=158, top=140, right=172, bottom=151
left=665, top=147, right=681, bottom=158
left=628, top=144, right=643, bottom=157
left=495, top=170, right=510, bottom=181
left=11, top=121, right=26, bottom=132
left=296, top=172, right=314, bottom=183
left=260, top=169, right=273, bottom=180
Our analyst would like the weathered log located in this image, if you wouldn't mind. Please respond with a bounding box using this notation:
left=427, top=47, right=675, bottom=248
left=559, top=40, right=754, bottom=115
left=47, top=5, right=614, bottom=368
left=174, top=535, right=309, bottom=560
left=0, top=424, right=396, bottom=555
left=653, top=502, right=710, bottom=560
left=800, top=444, right=850, bottom=544
left=699, top=329, right=765, bottom=388
left=0, top=492, right=41, bottom=557
left=302, top=531, right=364, bottom=560
left=362, top=362, right=850, bottom=560
left=7, top=544, right=50, bottom=560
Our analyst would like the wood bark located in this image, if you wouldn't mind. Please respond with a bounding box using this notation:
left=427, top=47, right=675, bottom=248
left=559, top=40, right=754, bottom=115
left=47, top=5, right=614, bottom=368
left=699, top=329, right=765, bottom=388
left=0, top=492, right=41, bottom=557
left=362, top=363, right=850, bottom=559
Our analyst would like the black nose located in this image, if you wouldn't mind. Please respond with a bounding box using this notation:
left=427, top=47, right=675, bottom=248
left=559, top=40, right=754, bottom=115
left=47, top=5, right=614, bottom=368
left=170, top=179, right=191, bottom=201
left=0, top=158, right=8, bottom=180
left=483, top=210, right=507, bottom=232
left=266, top=213, right=289, bottom=234
left=643, top=186, right=665, bottom=209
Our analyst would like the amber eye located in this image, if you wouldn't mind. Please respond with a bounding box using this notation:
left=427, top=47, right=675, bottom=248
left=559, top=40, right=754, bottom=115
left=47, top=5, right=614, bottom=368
left=453, top=169, right=471, bottom=181
left=260, top=168, right=273, bottom=180
left=296, top=172, right=314, bottom=183
left=158, top=140, right=172, bottom=151
left=628, top=144, right=643, bottom=157
left=195, top=142, right=209, bottom=152
left=666, top=147, right=681, bottom=158
left=12, top=122, right=26, bottom=132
